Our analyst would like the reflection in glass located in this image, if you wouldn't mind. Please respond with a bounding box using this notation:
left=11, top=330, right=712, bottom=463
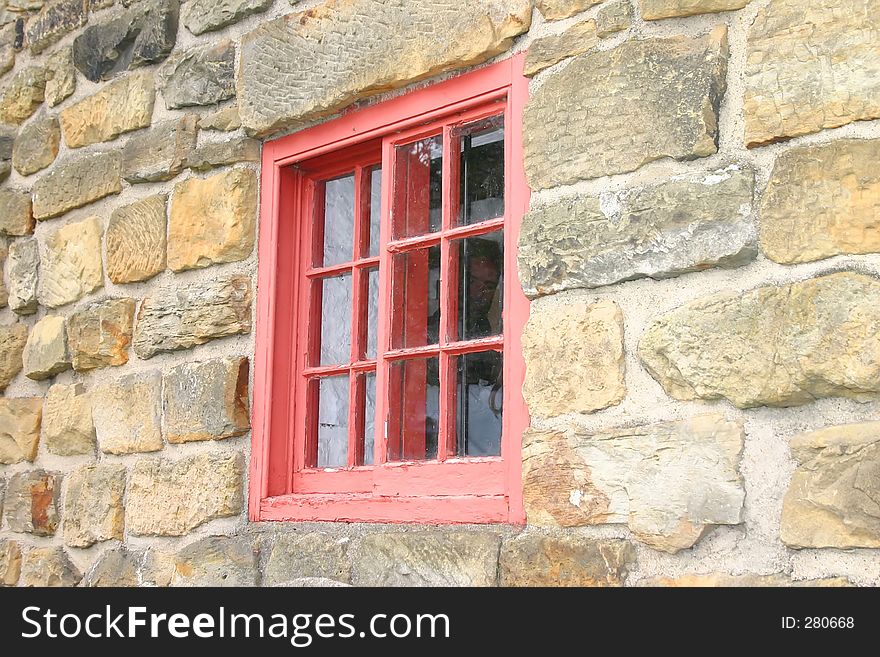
left=367, top=166, right=382, bottom=257
left=365, top=268, right=379, bottom=359
left=390, top=245, right=441, bottom=349
left=455, top=232, right=503, bottom=342
left=454, top=115, right=504, bottom=226
left=363, top=372, right=376, bottom=465
left=388, top=357, right=440, bottom=462
left=392, top=135, right=443, bottom=239
left=319, top=274, right=351, bottom=365
left=454, top=351, right=503, bottom=457
left=317, top=376, right=348, bottom=468
left=322, top=174, right=355, bottom=266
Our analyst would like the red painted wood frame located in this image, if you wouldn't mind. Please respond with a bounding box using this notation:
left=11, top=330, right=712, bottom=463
left=251, top=54, right=530, bottom=524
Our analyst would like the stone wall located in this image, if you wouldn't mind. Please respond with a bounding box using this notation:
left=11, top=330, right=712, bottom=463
left=0, top=0, right=878, bottom=587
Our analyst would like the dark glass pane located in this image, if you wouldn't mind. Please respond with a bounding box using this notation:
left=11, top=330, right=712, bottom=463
left=392, top=135, right=443, bottom=239
left=454, top=232, right=503, bottom=342
left=453, top=351, right=503, bottom=457
left=365, top=267, right=379, bottom=359
left=367, top=166, right=382, bottom=257
left=321, top=174, right=355, bottom=266
left=363, top=371, right=376, bottom=466
left=316, top=376, right=349, bottom=468
left=318, top=273, right=351, bottom=365
left=390, top=245, right=441, bottom=349
left=454, top=115, right=504, bottom=226
left=387, top=357, right=440, bottom=462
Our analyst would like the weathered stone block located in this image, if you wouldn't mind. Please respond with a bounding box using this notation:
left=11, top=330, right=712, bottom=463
left=186, top=137, right=260, bottom=171
left=163, top=356, right=249, bottom=443
left=12, top=113, right=60, bottom=175
left=0, top=322, right=27, bottom=390
left=23, top=314, right=69, bottom=379
left=199, top=105, right=240, bottom=132
left=182, top=0, right=272, bottom=35
left=159, top=40, right=235, bottom=108
left=522, top=300, right=625, bottom=418
left=26, top=0, right=88, bottom=54
left=639, top=272, right=880, bottom=408
left=519, top=166, right=756, bottom=297
left=0, top=540, right=22, bottom=587
left=32, top=150, right=122, bottom=220
left=640, top=0, right=750, bottom=20
left=67, top=298, right=135, bottom=371
left=596, top=0, right=633, bottom=37
left=781, top=422, right=880, bottom=549
left=172, top=535, right=259, bottom=586
left=92, top=371, right=163, bottom=454
left=263, top=532, right=350, bottom=586
left=760, top=139, right=880, bottom=264
left=43, top=383, right=95, bottom=455
left=523, top=28, right=728, bottom=188
left=38, top=215, right=104, bottom=308
left=239, top=0, right=531, bottom=136
left=744, top=0, right=880, bottom=147
left=72, top=0, right=178, bottom=82
left=122, top=115, right=197, bottom=183
left=60, top=71, right=156, bottom=148
left=523, top=414, right=745, bottom=552
left=5, top=237, right=38, bottom=314
left=168, top=169, right=256, bottom=271
left=84, top=547, right=174, bottom=587
left=0, top=65, right=47, bottom=124
left=524, top=19, right=597, bottom=77
left=44, top=46, right=75, bottom=107
left=133, top=275, right=251, bottom=359
left=500, top=535, right=635, bottom=586
left=0, top=188, right=33, bottom=236
left=0, top=397, right=41, bottom=464
left=21, top=547, right=81, bottom=587
left=5, top=469, right=61, bottom=536
left=352, top=532, right=500, bottom=586
left=127, top=452, right=244, bottom=536
left=537, top=0, right=602, bottom=20
left=64, top=464, right=126, bottom=548
left=106, top=194, right=167, bottom=283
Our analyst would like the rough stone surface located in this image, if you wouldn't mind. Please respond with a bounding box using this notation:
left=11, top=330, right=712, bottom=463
left=523, top=28, right=728, bottom=188
left=83, top=547, right=173, bottom=587
left=159, top=40, right=235, bottom=108
left=5, top=469, right=61, bottom=536
left=106, top=194, right=167, bottom=283
left=537, top=0, right=602, bottom=20
left=44, top=46, right=75, bottom=106
left=596, top=0, right=633, bottom=37
left=163, top=357, right=249, bottom=443
left=239, top=0, right=532, bottom=136
left=38, top=215, right=104, bottom=308
left=172, top=535, right=259, bottom=586
left=760, top=139, right=880, bottom=264
left=0, top=187, right=33, bottom=236
left=63, top=464, right=126, bottom=548
left=641, top=0, right=750, bottom=20
left=43, top=382, right=95, bottom=455
left=0, top=65, right=47, bottom=124
left=524, top=19, right=597, bottom=77
left=523, top=414, right=745, bottom=552
left=198, top=104, right=240, bottom=131
left=500, top=535, right=635, bottom=586
left=639, top=272, right=880, bottom=409
left=12, top=113, right=60, bottom=175
left=0, top=397, right=41, bottom=464
left=32, top=150, right=122, bottom=220
left=133, top=275, right=251, bottom=359
left=186, top=137, right=260, bottom=171
left=638, top=574, right=850, bottom=587
left=0, top=126, right=13, bottom=162
left=6, top=238, right=38, bottom=314
left=522, top=300, right=625, bottom=418
left=744, top=0, right=880, bottom=147
left=263, top=532, right=351, bottom=586
left=0, top=239, right=6, bottom=308
left=67, top=299, right=135, bottom=370
left=781, top=422, right=880, bottom=549
left=72, top=0, right=178, bottom=82
left=122, top=115, right=198, bottom=183
left=519, top=166, right=756, bottom=297
left=127, top=452, right=244, bottom=536
left=183, top=0, right=272, bottom=36
left=21, top=547, right=81, bottom=587
left=0, top=322, right=26, bottom=390
left=92, top=371, right=163, bottom=454
left=60, top=71, right=156, bottom=148
left=168, top=169, right=256, bottom=271
left=22, top=314, right=69, bottom=380
left=352, top=532, right=500, bottom=586
left=0, top=540, right=22, bottom=587
left=26, top=0, right=88, bottom=54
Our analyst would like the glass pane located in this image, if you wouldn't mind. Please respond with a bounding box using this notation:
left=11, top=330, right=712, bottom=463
left=363, top=371, right=376, bottom=466
left=321, top=174, right=355, bottom=266
left=316, top=376, right=349, bottom=468
left=454, top=115, right=504, bottom=227
left=366, top=166, right=382, bottom=257
left=365, top=268, right=379, bottom=359
left=387, top=357, right=440, bottom=462
left=453, top=351, right=503, bottom=457
left=454, top=232, right=503, bottom=342
left=318, top=273, right=352, bottom=366
left=392, top=134, right=443, bottom=239
left=390, top=245, right=441, bottom=349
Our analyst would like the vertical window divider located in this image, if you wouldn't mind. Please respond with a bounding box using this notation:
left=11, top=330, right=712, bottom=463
left=437, top=124, right=455, bottom=463
left=347, top=165, right=365, bottom=468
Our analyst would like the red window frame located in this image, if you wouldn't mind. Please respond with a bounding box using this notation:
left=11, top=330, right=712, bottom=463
left=250, top=55, right=530, bottom=524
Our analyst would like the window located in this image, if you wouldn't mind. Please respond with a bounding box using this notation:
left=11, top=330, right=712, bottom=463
left=251, top=56, right=529, bottom=523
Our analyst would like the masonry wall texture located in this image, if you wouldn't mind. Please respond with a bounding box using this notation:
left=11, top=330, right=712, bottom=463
left=1, top=0, right=879, bottom=587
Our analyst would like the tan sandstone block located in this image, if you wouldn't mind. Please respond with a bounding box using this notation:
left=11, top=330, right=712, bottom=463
left=43, top=383, right=95, bottom=455
left=67, top=298, right=135, bottom=371
left=92, top=372, right=163, bottom=455
left=106, top=194, right=167, bottom=284
left=0, top=397, right=42, bottom=464
left=38, top=216, right=104, bottom=309
left=22, top=315, right=70, bottom=380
